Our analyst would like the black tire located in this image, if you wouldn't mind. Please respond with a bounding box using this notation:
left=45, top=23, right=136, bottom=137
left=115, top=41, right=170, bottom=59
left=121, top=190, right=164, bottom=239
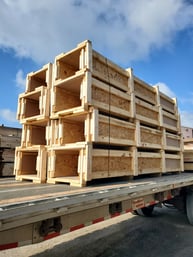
left=186, top=192, right=193, bottom=225
left=135, top=205, right=154, bottom=217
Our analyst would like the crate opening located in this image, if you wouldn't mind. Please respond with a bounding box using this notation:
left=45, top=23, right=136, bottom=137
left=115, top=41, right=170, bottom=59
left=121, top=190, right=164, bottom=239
left=28, top=70, right=47, bottom=92
left=29, top=126, right=47, bottom=145
left=24, top=98, right=40, bottom=118
left=20, top=152, right=38, bottom=175
left=53, top=150, right=79, bottom=177
left=53, top=86, right=81, bottom=113
left=56, top=48, right=82, bottom=80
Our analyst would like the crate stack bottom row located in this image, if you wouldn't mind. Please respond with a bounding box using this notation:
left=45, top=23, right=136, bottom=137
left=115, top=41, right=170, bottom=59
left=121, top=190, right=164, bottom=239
left=14, top=40, right=184, bottom=186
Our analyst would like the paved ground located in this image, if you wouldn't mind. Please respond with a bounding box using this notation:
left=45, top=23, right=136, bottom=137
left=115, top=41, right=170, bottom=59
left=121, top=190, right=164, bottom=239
left=2, top=206, right=193, bottom=257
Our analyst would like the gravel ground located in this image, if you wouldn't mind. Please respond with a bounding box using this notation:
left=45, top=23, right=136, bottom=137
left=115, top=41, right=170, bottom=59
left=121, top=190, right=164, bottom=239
left=1, top=206, right=193, bottom=257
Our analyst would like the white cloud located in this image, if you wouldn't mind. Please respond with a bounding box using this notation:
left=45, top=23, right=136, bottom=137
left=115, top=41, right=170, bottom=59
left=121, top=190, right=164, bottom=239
left=154, top=82, right=176, bottom=99
left=0, top=108, right=17, bottom=123
left=0, top=0, right=193, bottom=64
left=15, top=69, right=26, bottom=91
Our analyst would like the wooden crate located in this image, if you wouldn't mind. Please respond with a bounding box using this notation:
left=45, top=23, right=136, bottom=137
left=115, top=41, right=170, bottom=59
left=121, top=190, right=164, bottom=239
left=183, top=139, right=193, bottom=149
left=47, top=143, right=134, bottom=186
left=160, top=109, right=180, bottom=132
left=132, top=75, right=157, bottom=105
left=21, top=123, right=48, bottom=147
left=89, top=109, right=136, bottom=146
left=184, top=149, right=193, bottom=162
left=48, top=115, right=86, bottom=146
left=136, top=121, right=162, bottom=149
left=135, top=98, right=160, bottom=127
left=17, top=86, right=50, bottom=124
left=0, top=135, right=21, bottom=148
left=163, top=129, right=182, bottom=151
left=135, top=149, right=163, bottom=175
left=14, top=146, right=47, bottom=183
left=51, top=70, right=132, bottom=119
left=48, top=108, right=136, bottom=147
left=155, top=87, right=178, bottom=114
left=162, top=151, right=184, bottom=173
left=26, top=63, right=52, bottom=92
left=54, top=40, right=130, bottom=93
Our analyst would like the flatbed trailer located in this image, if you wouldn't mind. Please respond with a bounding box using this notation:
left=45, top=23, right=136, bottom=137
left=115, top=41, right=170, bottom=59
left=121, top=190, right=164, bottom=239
left=1, top=172, right=193, bottom=250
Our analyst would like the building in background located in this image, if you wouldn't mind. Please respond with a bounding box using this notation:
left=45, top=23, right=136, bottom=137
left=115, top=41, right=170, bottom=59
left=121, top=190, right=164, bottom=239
left=181, top=126, right=193, bottom=140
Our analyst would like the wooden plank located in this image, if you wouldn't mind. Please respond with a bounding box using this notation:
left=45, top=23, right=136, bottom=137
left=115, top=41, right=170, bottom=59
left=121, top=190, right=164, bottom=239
left=163, top=129, right=182, bottom=151
left=163, top=152, right=184, bottom=173
left=91, top=77, right=132, bottom=119
left=155, top=86, right=178, bottom=114
left=137, top=150, right=162, bottom=175
left=92, top=50, right=130, bottom=92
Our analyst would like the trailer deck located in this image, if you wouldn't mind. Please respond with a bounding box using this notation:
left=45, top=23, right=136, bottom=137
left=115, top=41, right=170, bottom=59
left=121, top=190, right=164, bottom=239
left=1, top=172, right=193, bottom=250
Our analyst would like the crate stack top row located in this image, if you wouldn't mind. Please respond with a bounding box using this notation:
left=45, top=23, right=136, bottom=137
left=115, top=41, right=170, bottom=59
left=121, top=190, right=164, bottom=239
left=15, top=40, right=183, bottom=186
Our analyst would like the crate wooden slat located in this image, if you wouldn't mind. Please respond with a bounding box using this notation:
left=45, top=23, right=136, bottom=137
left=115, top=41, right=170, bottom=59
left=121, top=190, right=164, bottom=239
left=26, top=63, right=52, bottom=92
left=155, top=86, right=178, bottom=115
left=133, top=75, right=157, bottom=105
left=135, top=121, right=162, bottom=149
left=184, top=148, right=193, bottom=162
left=162, top=152, right=184, bottom=173
left=54, top=40, right=130, bottom=93
left=136, top=150, right=163, bottom=175
left=89, top=109, right=135, bottom=146
left=163, top=129, right=182, bottom=151
left=17, top=86, right=50, bottom=124
left=135, top=98, right=160, bottom=127
left=160, top=109, right=180, bottom=133
left=14, top=146, right=47, bottom=183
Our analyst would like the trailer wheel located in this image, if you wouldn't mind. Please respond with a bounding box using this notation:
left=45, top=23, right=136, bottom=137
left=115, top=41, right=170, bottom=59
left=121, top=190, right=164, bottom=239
left=135, top=205, right=154, bottom=217
left=186, top=192, right=193, bottom=225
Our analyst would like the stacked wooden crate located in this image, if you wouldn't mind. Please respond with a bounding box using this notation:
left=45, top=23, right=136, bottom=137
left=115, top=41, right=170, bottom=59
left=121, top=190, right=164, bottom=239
left=15, top=63, right=52, bottom=183
left=183, top=139, right=193, bottom=171
left=15, top=40, right=184, bottom=186
left=0, top=126, right=21, bottom=176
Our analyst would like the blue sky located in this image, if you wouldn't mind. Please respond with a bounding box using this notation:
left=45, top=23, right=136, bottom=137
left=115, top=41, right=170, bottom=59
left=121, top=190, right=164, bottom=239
left=0, top=0, right=193, bottom=128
